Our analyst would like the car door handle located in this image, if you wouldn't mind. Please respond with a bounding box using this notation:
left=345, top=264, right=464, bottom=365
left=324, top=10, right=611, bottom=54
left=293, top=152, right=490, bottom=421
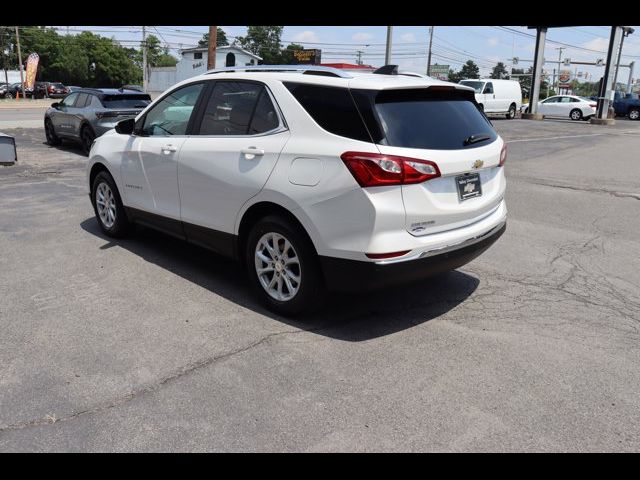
left=241, top=147, right=265, bottom=158
left=161, top=144, right=178, bottom=154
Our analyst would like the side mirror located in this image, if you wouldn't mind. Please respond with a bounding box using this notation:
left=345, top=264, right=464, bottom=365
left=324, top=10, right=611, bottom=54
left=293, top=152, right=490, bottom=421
left=115, top=118, right=135, bottom=135
left=51, top=102, right=60, bottom=109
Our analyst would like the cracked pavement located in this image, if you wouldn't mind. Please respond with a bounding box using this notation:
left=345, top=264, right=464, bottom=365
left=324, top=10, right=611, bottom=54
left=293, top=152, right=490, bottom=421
left=1, top=117, right=639, bottom=451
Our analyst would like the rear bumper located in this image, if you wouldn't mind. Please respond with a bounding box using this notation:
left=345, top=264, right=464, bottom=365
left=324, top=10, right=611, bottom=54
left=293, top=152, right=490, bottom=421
left=319, top=221, right=506, bottom=292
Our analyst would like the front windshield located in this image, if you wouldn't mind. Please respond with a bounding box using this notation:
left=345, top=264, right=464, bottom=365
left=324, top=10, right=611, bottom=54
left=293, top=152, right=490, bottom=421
left=459, top=80, right=485, bottom=94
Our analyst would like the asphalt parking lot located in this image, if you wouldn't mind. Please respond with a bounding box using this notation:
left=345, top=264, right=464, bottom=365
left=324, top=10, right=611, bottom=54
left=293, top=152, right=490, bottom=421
left=1, top=113, right=639, bottom=452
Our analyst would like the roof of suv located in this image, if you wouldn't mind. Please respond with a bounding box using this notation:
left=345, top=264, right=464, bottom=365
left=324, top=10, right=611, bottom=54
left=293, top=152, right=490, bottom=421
left=192, top=65, right=474, bottom=92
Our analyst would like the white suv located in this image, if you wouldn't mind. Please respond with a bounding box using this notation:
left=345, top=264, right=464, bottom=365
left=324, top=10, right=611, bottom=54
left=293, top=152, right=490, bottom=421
left=87, top=65, right=507, bottom=316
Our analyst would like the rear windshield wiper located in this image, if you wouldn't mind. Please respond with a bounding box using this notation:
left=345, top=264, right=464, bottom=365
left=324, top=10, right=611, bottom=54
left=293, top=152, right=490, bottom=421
left=464, top=134, right=492, bottom=146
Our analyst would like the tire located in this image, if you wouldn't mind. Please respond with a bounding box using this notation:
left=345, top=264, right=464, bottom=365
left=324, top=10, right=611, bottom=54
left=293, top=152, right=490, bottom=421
left=6, top=92, right=13, bottom=99
left=629, top=108, right=640, bottom=121
left=44, top=118, right=61, bottom=146
left=245, top=214, right=325, bottom=317
left=80, top=125, right=96, bottom=156
left=524, top=107, right=529, bottom=114
left=506, top=103, right=516, bottom=119
left=570, top=109, right=583, bottom=121
left=91, top=171, right=130, bottom=238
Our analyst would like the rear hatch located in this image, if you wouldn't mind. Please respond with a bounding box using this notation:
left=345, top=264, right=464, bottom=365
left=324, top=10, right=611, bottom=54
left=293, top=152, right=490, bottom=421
left=351, top=86, right=505, bottom=236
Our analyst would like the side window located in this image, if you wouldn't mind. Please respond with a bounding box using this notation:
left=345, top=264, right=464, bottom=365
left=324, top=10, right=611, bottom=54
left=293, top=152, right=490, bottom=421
left=141, top=83, right=204, bottom=136
left=284, top=82, right=371, bottom=142
left=542, top=97, right=558, bottom=103
left=75, top=93, right=89, bottom=108
left=249, top=90, right=280, bottom=134
left=483, top=82, right=494, bottom=94
left=197, top=81, right=263, bottom=135
left=90, top=95, right=103, bottom=108
left=570, top=97, right=581, bottom=103
left=193, top=52, right=203, bottom=60
left=61, top=92, right=79, bottom=107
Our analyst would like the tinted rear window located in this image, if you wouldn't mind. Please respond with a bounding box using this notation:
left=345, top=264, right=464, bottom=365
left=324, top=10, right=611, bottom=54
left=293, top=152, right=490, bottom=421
left=284, top=82, right=371, bottom=142
left=102, top=94, right=151, bottom=109
left=368, top=89, right=497, bottom=150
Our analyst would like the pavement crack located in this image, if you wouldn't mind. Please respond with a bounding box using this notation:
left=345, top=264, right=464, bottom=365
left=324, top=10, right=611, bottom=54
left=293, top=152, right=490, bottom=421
left=518, top=178, right=640, bottom=200
left=0, top=328, right=306, bottom=434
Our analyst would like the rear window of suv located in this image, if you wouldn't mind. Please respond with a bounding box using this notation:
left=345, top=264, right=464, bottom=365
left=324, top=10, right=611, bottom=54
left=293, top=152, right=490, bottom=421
left=102, top=94, right=151, bottom=109
left=353, top=88, right=497, bottom=150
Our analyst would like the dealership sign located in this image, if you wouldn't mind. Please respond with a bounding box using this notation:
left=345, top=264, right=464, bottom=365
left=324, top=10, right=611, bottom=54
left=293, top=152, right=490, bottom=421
left=429, top=64, right=449, bottom=81
left=291, top=49, right=322, bottom=65
left=25, top=53, right=39, bottom=90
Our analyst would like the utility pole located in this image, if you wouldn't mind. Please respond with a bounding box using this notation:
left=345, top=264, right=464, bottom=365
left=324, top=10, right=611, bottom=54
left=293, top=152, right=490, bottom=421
left=207, top=26, right=217, bottom=69
left=627, top=61, right=635, bottom=93
left=555, top=47, right=564, bottom=92
left=427, top=26, right=434, bottom=76
left=142, top=26, right=148, bottom=92
left=356, top=50, right=363, bottom=65
left=385, top=26, right=393, bottom=65
left=614, top=27, right=634, bottom=91
left=15, top=26, right=25, bottom=100
left=0, top=29, right=8, bottom=90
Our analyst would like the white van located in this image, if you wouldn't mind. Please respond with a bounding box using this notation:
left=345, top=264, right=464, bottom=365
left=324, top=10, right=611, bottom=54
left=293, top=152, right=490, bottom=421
left=459, top=79, right=522, bottom=119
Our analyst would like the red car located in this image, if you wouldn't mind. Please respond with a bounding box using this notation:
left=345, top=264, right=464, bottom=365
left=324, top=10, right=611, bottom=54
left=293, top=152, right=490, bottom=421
left=45, top=82, right=70, bottom=98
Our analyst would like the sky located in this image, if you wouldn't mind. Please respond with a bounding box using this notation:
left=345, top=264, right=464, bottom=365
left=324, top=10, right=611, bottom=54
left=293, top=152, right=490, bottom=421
left=52, top=26, right=640, bottom=83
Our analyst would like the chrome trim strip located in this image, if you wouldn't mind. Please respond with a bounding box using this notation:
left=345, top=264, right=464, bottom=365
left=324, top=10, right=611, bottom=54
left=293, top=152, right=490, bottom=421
left=374, top=220, right=506, bottom=265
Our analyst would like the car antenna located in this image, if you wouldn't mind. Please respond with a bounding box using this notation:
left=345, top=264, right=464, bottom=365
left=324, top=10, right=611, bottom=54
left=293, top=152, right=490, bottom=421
left=373, top=65, right=399, bottom=75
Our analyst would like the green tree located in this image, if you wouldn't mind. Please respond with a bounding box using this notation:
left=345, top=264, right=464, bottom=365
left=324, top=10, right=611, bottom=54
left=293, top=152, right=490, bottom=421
left=281, top=43, right=304, bottom=64
left=459, top=60, right=480, bottom=79
left=197, top=28, right=229, bottom=48
left=237, top=26, right=284, bottom=65
left=4, top=27, right=142, bottom=87
left=447, top=68, right=463, bottom=83
left=491, top=62, right=509, bottom=79
left=143, top=35, right=177, bottom=67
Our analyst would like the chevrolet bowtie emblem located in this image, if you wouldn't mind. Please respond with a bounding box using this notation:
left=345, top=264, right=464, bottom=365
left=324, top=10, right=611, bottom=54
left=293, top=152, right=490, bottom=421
left=472, top=160, right=484, bottom=169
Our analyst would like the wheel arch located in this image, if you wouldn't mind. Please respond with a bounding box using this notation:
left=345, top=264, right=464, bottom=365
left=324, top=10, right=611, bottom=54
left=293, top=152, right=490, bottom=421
left=236, top=201, right=321, bottom=269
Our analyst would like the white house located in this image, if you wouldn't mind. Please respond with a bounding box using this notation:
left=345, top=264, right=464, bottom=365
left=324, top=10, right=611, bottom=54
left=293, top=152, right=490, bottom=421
left=148, top=45, right=262, bottom=94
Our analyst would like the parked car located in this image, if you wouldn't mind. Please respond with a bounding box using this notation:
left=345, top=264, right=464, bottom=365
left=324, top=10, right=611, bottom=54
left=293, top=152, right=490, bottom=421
left=67, top=85, right=82, bottom=93
left=44, top=82, right=70, bottom=98
left=612, top=91, right=640, bottom=120
left=522, top=95, right=596, bottom=120
left=85, top=65, right=507, bottom=316
left=459, top=78, right=522, bottom=119
left=44, top=88, right=151, bottom=154
left=0, top=83, right=8, bottom=98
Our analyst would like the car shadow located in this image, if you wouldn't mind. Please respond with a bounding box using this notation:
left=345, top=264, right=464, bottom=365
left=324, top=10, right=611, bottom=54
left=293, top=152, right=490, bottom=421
left=80, top=218, right=480, bottom=342
left=43, top=139, right=86, bottom=157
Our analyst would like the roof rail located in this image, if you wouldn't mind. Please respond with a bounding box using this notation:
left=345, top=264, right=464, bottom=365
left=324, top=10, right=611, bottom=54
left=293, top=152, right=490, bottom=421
left=204, top=65, right=353, bottom=78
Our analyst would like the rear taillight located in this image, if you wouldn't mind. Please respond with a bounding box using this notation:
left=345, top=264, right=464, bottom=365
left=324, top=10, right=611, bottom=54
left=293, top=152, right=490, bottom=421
left=589, top=103, right=597, bottom=108
left=499, top=144, right=507, bottom=167
left=340, top=151, right=440, bottom=187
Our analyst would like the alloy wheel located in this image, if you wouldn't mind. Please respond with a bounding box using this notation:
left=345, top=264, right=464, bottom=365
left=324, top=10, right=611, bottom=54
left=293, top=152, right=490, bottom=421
left=95, top=182, right=116, bottom=229
left=254, top=232, right=301, bottom=301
